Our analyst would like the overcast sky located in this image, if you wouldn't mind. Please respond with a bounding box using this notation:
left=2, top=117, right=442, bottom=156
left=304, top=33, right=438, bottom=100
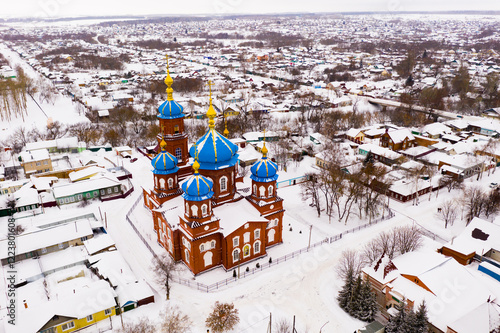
left=2, top=0, right=500, bottom=19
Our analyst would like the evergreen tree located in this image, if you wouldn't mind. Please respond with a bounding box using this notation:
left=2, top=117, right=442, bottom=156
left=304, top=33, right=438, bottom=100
left=356, top=279, right=378, bottom=322
left=348, top=275, right=363, bottom=316
left=385, top=300, right=406, bottom=333
left=415, top=301, right=429, bottom=333
left=337, top=268, right=355, bottom=311
left=400, top=307, right=418, bottom=333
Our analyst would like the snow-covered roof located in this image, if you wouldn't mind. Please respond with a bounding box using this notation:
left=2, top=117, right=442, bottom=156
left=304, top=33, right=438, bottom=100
left=358, top=143, right=402, bottom=160
left=52, top=176, right=120, bottom=198
left=68, top=166, right=106, bottom=182
left=386, top=128, right=415, bottom=144
left=215, top=199, right=268, bottom=237
left=443, top=217, right=500, bottom=256
left=0, top=219, right=93, bottom=260
left=83, top=233, right=115, bottom=255
left=8, top=280, right=116, bottom=333
left=19, top=149, right=50, bottom=163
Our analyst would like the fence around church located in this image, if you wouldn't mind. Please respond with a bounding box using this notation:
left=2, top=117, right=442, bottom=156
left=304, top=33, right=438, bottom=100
left=125, top=193, right=395, bottom=293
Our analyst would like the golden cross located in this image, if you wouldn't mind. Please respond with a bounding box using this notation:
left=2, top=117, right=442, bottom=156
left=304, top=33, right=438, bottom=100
left=207, top=80, right=214, bottom=99
left=263, top=129, right=266, bottom=142
left=193, top=142, right=198, bottom=160
left=165, top=54, right=170, bottom=71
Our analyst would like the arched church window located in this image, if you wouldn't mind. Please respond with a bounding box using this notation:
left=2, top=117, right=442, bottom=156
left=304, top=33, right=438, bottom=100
left=159, top=178, right=166, bottom=189
left=254, top=241, right=261, bottom=254
left=232, top=249, right=240, bottom=263
left=168, top=178, right=173, bottom=189
left=259, top=185, right=265, bottom=197
left=201, top=204, right=208, bottom=216
left=175, top=148, right=182, bottom=160
left=174, top=125, right=179, bottom=134
left=243, top=245, right=250, bottom=258
left=220, top=176, right=228, bottom=192
left=253, top=184, right=257, bottom=195
left=268, top=185, right=274, bottom=197
left=191, top=205, right=198, bottom=217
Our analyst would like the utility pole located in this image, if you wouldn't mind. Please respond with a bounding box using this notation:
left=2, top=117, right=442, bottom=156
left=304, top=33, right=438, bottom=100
left=292, top=315, right=296, bottom=333
left=267, top=312, right=272, bottom=333
left=308, top=225, right=313, bottom=249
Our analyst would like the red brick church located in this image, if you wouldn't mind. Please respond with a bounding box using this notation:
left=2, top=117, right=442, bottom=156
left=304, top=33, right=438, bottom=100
left=143, top=60, right=284, bottom=275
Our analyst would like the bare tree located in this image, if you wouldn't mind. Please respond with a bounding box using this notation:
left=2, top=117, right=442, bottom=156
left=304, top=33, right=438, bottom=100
left=336, top=249, right=366, bottom=280
left=120, top=317, right=156, bottom=333
left=436, top=200, right=458, bottom=228
left=483, top=189, right=500, bottom=219
left=301, top=172, right=322, bottom=217
left=152, top=253, right=179, bottom=300
left=205, top=301, right=239, bottom=333
left=439, top=175, right=464, bottom=193
left=160, top=305, right=192, bottom=333
left=396, top=225, right=423, bottom=255
left=362, top=226, right=422, bottom=264
left=274, top=318, right=293, bottom=333
left=461, top=186, right=487, bottom=225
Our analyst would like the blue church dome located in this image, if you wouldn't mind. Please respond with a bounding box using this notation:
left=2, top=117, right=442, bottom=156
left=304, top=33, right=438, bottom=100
left=157, top=69, right=184, bottom=119
left=250, top=157, right=279, bottom=182
left=182, top=161, right=214, bottom=201
left=189, top=128, right=239, bottom=170
left=250, top=142, right=278, bottom=182
left=158, top=100, right=184, bottom=119
left=151, top=141, right=179, bottom=175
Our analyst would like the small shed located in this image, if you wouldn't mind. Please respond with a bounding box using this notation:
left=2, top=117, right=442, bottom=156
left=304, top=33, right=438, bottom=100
left=358, top=321, right=385, bottom=333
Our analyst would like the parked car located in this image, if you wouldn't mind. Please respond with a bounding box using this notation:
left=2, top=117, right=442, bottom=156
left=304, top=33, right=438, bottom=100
left=130, top=157, right=138, bottom=163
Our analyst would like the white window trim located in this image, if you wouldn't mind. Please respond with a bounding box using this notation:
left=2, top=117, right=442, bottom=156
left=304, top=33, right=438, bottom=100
left=220, top=176, right=228, bottom=192
left=254, top=240, right=261, bottom=254
left=243, top=244, right=251, bottom=258
left=232, top=248, right=240, bottom=263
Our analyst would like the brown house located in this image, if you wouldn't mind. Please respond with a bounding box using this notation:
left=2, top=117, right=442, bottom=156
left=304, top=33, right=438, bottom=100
left=438, top=217, right=500, bottom=265
left=380, top=128, right=416, bottom=151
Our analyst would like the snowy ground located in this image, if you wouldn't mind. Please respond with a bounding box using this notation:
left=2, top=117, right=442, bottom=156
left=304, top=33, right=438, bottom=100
left=1, top=144, right=497, bottom=332
left=59, top=150, right=499, bottom=332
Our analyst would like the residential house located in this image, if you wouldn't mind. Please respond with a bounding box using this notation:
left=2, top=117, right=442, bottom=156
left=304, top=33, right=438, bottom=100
left=0, top=218, right=93, bottom=265
left=380, top=128, right=416, bottom=151
left=362, top=251, right=498, bottom=333
left=345, top=128, right=365, bottom=144
left=11, top=280, right=117, bottom=333
left=52, top=176, right=123, bottom=205
left=19, top=149, right=53, bottom=176
left=359, top=143, right=403, bottom=166
left=439, top=217, right=500, bottom=265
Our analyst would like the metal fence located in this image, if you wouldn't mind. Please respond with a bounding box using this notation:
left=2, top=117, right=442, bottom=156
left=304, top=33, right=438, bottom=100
left=125, top=193, right=396, bottom=292
left=276, top=175, right=310, bottom=189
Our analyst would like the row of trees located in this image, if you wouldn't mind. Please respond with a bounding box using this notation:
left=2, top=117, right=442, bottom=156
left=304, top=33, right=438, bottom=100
left=337, top=270, right=378, bottom=322
left=120, top=301, right=239, bottom=333
left=301, top=147, right=390, bottom=224
left=336, top=226, right=424, bottom=281
left=386, top=300, right=430, bottom=333
left=0, top=66, right=30, bottom=121
left=436, top=184, right=500, bottom=228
